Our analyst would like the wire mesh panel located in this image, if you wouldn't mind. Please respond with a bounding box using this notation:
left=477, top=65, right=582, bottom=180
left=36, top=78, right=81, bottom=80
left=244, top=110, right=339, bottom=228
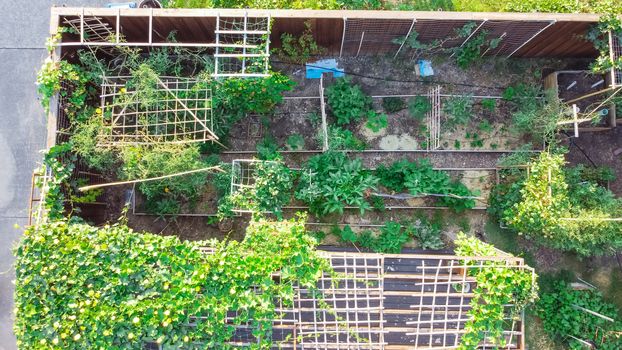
left=611, top=31, right=622, bottom=87
left=414, top=20, right=474, bottom=48
left=427, top=86, right=442, bottom=150
left=99, top=76, right=216, bottom=146
left=479, top=20, right=555, bottom=57
left=342, top=18, right=414, bottom=56
left=215, top=13, right=271, bottom=77
left=296, top=252, right=386, bottom=350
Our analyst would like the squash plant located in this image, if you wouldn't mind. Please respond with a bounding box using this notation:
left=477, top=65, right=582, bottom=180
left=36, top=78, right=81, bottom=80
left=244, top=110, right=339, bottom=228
left=37, top=59, right=89, bottom=115
left=296, top=152, right=378, bottom=216
left=14, top=215, right=328, bottom=349
left=454, top=233, right=538, bottom=349
left=326, top=77, right=372, bottom=125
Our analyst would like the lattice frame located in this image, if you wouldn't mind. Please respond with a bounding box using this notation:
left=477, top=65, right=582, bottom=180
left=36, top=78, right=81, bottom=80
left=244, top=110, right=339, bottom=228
left=215, top=13, right=271, bottom=77
left=610, top=30, right=622, bottom=88
left=99, top=76, right=216, bottom=146
left=229, top=159, right=278, bottom=213
left=63, top=15, right=114, bottom=43
left=427, top=86, right=442, bottom=151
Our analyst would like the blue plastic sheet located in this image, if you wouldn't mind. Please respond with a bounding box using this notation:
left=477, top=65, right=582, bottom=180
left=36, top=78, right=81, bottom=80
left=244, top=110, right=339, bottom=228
left=306, top=59, right=345, bottom=79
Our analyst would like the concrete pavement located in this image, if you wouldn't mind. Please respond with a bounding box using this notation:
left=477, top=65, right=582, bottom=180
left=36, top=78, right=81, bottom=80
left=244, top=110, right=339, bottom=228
left=0, top=1, right=123, bottom=348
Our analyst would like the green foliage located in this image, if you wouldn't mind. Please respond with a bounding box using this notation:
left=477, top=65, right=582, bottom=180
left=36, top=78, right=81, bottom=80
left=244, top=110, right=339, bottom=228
left=537, top=281, right=622, bottom=349
left=14, top=215, right=328, bottom=349
left=408, top=96, right=431, bottom=121
left=391, top=0, right=453, bottom=10
left=70, top=115, right=116, bottom=172
left=274, top=21, right=325, bottom=64
left=332, top=225, right=358, bottom=243
left=223, top=160, right=294, bottom=218
left=168, top=0, right=338, bottom=9
left=376, top=159, right=477, bottom=212
left=453, top=29, right=501, bottom=69
left=443, top=96, right=473, bottom=130
left=37, top=60, right=89, bottom=114
left=286, top=134, right=305, bottom=150
left=119, top=144, right=209, bottom=216
left=504, top=84, right=565, bottom=142
left=256, top=136, right=281, bottom=160
left=491, top=151, right=622, bottom=256
left=504, top=0, right=622, bottom=14
left=481, top=98, right=496, bottom=112
left=296, top=152, right=378, bottom=216
left=477, top=120, right=493, bottom=133
left=587, top=14, right=622, bottom=75
left=325, top=126, right=366, bottom=150
left=39, top=143, right=76, bottom=221
left=455, top=233, right=539, bottom=349
left=382, top=97, right=406, bottom=113
left=365, top=111, right=388, bottom=132
left=326, top=77, right=372, bottom=125
left=407, top=218, right=445, bottom=250
left=373, top=222, right=410, bottom=253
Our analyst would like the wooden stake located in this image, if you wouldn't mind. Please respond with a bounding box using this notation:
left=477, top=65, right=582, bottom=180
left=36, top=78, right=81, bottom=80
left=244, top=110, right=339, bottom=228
left=78, top=166, right=224, bottom=192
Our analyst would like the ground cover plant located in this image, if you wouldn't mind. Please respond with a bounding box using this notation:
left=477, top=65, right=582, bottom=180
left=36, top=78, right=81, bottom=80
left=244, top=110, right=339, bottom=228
left=14, top=215, right=328, bottom=349
left=295, top=151, right=378, bottom=216
left=537, top=280, right=622, bottom=348
left=326, top=77, right=372, bottom=126
left=376, top=159, right=478, bottom=212
left=490, top=151, right=622, bottom=256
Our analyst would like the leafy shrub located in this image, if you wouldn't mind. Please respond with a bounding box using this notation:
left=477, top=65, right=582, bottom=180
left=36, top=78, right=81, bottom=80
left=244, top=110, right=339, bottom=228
left=406, top=218, right=444, bottom=250
left=221, top=160, right=293, bottom=218
left=504, top=84, right=565, bottom=142
left=537, top=281, right=622, bottom=349
left=490, top=151, right=622, bottom=256
left=273, top=21, right=325, bottom=64
left=453, top=30, right=501, bottom=69
left=365, top=111, right=388, bottom=132
left=376, top=159, right=477, bottom=211
left=408, top=96, right=431, bottom=121
left=256, top=136, right=280, bottom=160
left=332, top=225, right=358, bottom=243
left=14, top=216, right=328, bottom=349
left=373, top=221, right=410, bottom=253
left=455, top=233, right=539, bottom=349
left=382, top=97, right=406, bottom=113
left=296, top=152, right=378, bottom=216
left=39, top=143, right=76, bottom=221
left=119, top=144, right=209, bottom=216
left=70, top=115, right=116, bottom=172
left=325, top=126, right=366, bottom=150
left=326, top=77, right=372, bottom=125
left=443, top=96, right=473, bottom=130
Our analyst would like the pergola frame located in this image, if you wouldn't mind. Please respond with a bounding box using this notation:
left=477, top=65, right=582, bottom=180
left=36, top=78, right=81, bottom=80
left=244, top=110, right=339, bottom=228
left=187, top=250, right=532, bottom=349
left=99, top=75, right=217, bottom=146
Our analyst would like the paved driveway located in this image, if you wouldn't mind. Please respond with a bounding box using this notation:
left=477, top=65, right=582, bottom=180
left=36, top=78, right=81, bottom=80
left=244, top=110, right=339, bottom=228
left=0, top=1, right=123, bottom=348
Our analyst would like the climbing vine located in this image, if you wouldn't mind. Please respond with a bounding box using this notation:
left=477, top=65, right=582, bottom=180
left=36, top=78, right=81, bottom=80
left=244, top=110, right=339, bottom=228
left=14, top=214, right=328, bottom=349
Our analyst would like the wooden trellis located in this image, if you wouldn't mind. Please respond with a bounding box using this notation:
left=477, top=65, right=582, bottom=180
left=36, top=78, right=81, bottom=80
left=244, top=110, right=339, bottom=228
left=99, top=76, right=218, bottom=146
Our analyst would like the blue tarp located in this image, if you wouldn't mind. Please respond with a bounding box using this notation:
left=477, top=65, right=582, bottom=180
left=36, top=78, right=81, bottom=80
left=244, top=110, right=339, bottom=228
left=306, top=59, right=345, bottom=79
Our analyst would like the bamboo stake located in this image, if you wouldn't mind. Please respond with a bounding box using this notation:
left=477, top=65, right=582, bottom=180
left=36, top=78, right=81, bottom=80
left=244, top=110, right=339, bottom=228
left=78, top=166, right=224, bottom=192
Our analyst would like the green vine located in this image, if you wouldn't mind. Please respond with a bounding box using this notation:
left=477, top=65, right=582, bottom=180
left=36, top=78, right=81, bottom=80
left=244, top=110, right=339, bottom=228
left=14, top=214, right=329, bottom=349
left=454, top=233, right=538, bottom=349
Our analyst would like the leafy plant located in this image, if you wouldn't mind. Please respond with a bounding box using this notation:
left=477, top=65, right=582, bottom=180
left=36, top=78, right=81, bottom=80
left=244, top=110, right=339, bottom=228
left=256, top=136, right=281, bottom=160
left=408, top=96, right=431, bottom=121
left=38, top=143, right=76, bottom=221
left=481, top=98, right=496, bottom=112
left=453, top=29, right=501, bottom=69
left=537, top=281, right=622, bottom=349
left=490, top=151, right=622, bottom=256
left=406, top=218, right=445, bottom=250
left=455, top=233, right=539, bottom=349
left=326, top=77, right=372, bottom=125
left=478, top=120, right=493, bottom=133
left=222, top=160, right=293, bottom=219
left=443, top=96, right=473, bottom=130
left=332, top=225, right=358, bottom=243
left=373, top=221, right=410, bottom=253
left=325, top=126, right=366, bottom=150
left=14, top=215, right=329, bottom=349
left=365, top=111, right=388, bottom=132
left=286, top=134, right=305, bottom=150
left=36, top=59, right=89, bottom=114
left=296, top=152, right=378, bottom=216
left=273, top=21, right=325, bottom=64
left=382, top=97, right=406, bottom=113
left=119, top=144, right=209, bottom=216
